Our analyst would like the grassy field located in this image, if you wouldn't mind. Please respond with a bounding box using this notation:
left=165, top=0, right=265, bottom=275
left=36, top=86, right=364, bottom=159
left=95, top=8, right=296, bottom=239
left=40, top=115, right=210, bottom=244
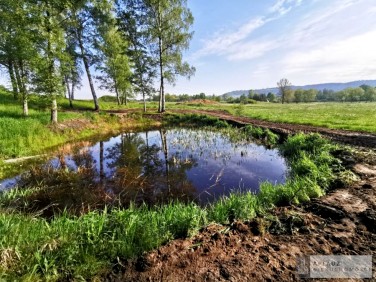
left=166, top=101, right=376, bottom=133
left=57, top=97, right=376, bottom=134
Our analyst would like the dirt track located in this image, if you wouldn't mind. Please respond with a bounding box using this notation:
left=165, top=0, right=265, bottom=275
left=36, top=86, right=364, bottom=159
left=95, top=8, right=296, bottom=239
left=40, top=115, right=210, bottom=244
left=100, top=109, right=376, bottom=281
left=169, top=109, right=376, bottom=148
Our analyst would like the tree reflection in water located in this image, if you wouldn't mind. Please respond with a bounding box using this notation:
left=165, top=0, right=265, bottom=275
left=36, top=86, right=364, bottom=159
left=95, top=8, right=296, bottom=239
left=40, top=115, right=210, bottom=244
left=8, top=128, right=287, bottom=216
left=106, top=130, right=197, bottom=206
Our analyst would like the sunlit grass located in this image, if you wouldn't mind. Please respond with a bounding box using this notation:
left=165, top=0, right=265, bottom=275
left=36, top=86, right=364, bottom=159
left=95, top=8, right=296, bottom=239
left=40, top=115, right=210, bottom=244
left=174, top=101, right=376, bottom=133
left=0, top=90, right=159, bottom=179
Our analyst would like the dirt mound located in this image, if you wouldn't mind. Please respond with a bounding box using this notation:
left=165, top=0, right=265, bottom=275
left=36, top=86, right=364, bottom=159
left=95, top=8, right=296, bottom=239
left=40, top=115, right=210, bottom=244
left=49, top=118, right=94, bottom=132
left=182, top=99, right=220, bottom=105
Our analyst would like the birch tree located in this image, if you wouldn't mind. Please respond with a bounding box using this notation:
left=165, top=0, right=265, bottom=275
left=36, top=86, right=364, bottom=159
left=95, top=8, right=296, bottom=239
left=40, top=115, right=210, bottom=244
left=145, top=0, right=195, bottom=113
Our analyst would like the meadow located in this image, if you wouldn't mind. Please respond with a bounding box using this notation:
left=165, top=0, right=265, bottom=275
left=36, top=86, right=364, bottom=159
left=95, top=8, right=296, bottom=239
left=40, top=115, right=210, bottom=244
left=0, top=89, right=365, bottom=279
left=165, top=101, right=376, bottom=133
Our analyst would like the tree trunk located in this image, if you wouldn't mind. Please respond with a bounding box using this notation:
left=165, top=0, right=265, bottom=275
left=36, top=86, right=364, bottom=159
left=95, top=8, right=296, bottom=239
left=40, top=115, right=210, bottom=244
left=69, top=87, right=74, bottom=108
left=157, top=2, right=165, bottom=113
left=71, top=81, right=75, bottom=100
left=158, top=36, right=165, bottom=113
left=158, top=50, right=166, bottom=113
left=64, top=75, right=73, bottom=108
left=23, top=97, right=29, bottom=117
left=77, top=29, right=99, bottom=111
left=114, top=83, right=121, bottom=106
left=14, top=62, right=28, bottom=116
left=143, top=91, right=146, bottom=113
left=51, top=98, right=58, bottom=123
left=8, top=60, right=18, bottom=100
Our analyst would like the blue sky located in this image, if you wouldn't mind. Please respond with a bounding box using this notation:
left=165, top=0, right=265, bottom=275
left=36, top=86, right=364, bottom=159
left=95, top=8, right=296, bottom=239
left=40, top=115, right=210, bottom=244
left=1, top=0, right=375, bottom=99
left=165, top=0, right=376, bottom=96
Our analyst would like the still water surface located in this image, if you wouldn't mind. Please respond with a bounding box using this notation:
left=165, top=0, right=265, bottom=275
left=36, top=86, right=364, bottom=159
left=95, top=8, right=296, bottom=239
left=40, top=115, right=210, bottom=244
left=0, top=128, right=288, bottom=206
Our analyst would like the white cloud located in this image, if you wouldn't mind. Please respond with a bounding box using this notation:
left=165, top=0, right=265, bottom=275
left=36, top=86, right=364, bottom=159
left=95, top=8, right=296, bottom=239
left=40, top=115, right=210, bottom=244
left=270, top=0, right=302, bottom=15
left=282, top=30, right=376, bottom=83
left=226, top=40, right=277, bottom=61
left=193, top=17, right=268, bottom=58
left=192, top=0, right=304, bottom=61
left=171, top=0, right=376, bottom=94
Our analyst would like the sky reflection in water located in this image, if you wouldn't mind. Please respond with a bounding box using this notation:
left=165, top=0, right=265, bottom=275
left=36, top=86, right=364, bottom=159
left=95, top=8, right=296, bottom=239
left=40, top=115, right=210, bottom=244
left=1, top=128, right=288, bottom=208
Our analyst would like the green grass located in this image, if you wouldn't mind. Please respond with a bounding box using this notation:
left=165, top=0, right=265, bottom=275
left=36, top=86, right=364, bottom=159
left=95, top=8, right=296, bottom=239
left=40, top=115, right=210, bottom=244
left=0, top=203, right=206, bottom=280
left=0, top=93, right=81, bottom=159
left=0, top=90, right=161, bottom=179
left=167, top=101, right=376, bottom=133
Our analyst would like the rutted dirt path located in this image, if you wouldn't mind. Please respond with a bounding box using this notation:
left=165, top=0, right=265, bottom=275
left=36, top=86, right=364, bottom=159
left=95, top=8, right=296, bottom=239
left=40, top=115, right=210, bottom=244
left=169, top=109, right=376, bottom=148
left=112, top=156, right=376, bottom=281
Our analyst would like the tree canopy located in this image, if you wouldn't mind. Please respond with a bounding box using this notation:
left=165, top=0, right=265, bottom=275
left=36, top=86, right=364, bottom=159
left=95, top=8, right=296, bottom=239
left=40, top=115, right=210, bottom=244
left=0, top=0, right=195, bottom=120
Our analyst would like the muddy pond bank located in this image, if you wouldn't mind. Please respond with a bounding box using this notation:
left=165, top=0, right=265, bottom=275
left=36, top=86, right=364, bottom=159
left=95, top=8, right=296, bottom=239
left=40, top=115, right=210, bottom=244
left=113, top=148, right=376, bottom=281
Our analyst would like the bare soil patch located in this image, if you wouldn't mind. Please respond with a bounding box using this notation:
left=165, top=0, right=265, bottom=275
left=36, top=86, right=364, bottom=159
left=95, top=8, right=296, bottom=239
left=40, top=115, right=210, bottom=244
left=49, top=118, right=94, bottom=132
left=113, top=169, right=375, bottom=281
left=179, top=99, right=220, bottom=105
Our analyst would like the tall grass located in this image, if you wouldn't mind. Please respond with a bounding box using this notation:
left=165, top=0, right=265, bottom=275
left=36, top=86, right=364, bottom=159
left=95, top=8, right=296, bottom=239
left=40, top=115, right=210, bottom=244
left=0, top=203, right=206, bottom=280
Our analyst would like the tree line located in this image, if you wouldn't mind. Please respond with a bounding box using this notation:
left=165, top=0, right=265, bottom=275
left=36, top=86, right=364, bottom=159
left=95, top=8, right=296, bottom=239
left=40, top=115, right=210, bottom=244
left=226, top=78, right=376, bottom=104
left=278, top=79, right=376, bottom=104
left=0, top=0, right=195, bottom=122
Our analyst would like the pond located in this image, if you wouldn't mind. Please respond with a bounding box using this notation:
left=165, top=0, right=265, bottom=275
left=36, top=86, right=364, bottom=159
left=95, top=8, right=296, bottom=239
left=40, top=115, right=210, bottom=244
left=0, top=127, right=288, bottom=212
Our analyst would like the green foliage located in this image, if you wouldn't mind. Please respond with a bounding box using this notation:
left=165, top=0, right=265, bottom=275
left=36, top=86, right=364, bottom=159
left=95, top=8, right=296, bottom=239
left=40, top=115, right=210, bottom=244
left=235, top=103, right=245, bottom=116
left=0, top=203, right=205, bottom=280
left=98, top=95, right=118, bottom=103
left=164, top=113, right=230, bottom=128
left=144, top=0, right=195, bottom=112
left=96, top=11, right=132, bottom=104
left=243, top=125, right=279, bottom=145
left=208, top=192, right=259, bottom=223
left=280, top=133, right=330, bottom=159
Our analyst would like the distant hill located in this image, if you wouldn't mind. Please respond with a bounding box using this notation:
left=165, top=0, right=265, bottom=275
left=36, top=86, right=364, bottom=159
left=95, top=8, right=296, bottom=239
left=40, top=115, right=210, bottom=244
left=222, top=80, right=376, bottom=98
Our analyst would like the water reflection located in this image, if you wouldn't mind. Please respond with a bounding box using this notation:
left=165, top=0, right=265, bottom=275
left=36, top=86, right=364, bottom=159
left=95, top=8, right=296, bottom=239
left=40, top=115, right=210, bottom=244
left=1, top=128, right=288, bottom=215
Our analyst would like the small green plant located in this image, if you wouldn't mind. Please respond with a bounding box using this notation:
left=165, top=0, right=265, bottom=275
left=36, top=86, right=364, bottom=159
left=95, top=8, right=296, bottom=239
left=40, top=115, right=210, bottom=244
left=243, top=125, right=280, bottom=145
left=235, top=104, right=245, bottom=116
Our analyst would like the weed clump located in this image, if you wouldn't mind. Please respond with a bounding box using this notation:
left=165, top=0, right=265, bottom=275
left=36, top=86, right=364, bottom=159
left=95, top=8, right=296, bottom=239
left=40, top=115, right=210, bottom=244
left=164, top=113, right=230, bottom=128
left=243, top=125, right=280, bottom=145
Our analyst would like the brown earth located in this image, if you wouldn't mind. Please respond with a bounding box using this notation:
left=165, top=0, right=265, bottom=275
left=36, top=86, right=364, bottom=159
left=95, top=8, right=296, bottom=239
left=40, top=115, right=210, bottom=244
left=98, top=109, right=376, bottom=281
left=107, top=151, right=376, bottom=282
left=182, top=99, right=220, bottom=105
